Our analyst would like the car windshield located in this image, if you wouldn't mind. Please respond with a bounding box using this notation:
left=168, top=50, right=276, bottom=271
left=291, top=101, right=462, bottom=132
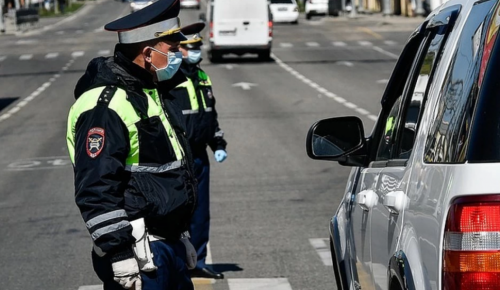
left=271, top=0, right=293, bottom=3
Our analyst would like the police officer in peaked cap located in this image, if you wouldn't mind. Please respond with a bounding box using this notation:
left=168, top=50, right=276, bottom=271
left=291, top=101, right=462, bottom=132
left=67, top=0, right=199, bottom=289
left=169, top=22, right=227, bottom=280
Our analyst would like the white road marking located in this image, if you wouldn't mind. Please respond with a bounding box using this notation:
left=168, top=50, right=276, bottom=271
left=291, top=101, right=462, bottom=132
left=228, top=278, right=292, bottom=290
left=280, top=42, right=293, bottom=48
left=7, top=156, right=72, bottom=171
left=306, top=42, right=320, bottom=47
left=309, top=238, right=333, bottom=266
left=0, top=59, right=74, bottom=123
left=19, top=54, right=33, bottom=60
left=377, top=79, right=389, bottom=84
left=56, top=30, right=65, bottom=35
left=45, top=52, right=59, bottom=59
left=72, top=51, right=85, bottom=58
left=332, top=41, right=346, bottom=47
left=384, top=40, right=397, bottom=46
left=372, top=46, right=399, bottom=59
left=0, top=56, right=6, bottom=62
left=206, top=242, right=213, bottom=264
left=94, top=26, right=105, bottom=33
left=358, top=40, right=373, bottom=46
left=78, top=286, right=102, bottom=290
left=15, top=39, right=38, bottom=45
left=271, top=53, right=378, bottom=121
left=98, top=50, right=111, bottom=56
left=337, top=61, right=353, bottom=67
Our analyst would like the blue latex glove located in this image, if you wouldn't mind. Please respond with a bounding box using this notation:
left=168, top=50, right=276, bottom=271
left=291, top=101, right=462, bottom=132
left=214, top=150, right=227, bottom=163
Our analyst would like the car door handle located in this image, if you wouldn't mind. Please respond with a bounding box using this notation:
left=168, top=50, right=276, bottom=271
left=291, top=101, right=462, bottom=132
left=356, top=190, right=378, bottom=211
left=243, top=21, right=250, bottom=25
left=383, top=191, right=409, bottom=215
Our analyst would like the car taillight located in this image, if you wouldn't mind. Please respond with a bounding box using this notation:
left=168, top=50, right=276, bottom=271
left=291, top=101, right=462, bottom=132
left=209, top=22, right=213, bottom=38
left=443, top=195, right=500, bottom=290
left=268, top=21, right=273, bottom=37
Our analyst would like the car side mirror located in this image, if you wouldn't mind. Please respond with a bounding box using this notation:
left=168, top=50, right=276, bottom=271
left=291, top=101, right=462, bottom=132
left=199, top=13, right=206, bottom=22
left=306, top=116, right=366, bottom=163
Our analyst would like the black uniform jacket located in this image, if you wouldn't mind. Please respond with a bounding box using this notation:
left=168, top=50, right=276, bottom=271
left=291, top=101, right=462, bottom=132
left=169, top=62, right=227, bottom=154
left=72, top=48, right=196, bottom=261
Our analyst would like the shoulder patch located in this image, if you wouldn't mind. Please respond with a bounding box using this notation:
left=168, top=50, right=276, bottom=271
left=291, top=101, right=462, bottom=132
left=87, top=127, right=105, bottom=158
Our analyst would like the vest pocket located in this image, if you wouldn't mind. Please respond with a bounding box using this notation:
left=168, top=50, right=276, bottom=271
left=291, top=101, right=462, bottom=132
left=136, top=116, right=173, bottom=165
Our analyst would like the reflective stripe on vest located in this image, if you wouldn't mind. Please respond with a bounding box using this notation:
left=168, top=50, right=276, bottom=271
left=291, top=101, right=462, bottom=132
left=67, top=86, right=184, bottom=167
left=177, top=78, right=202, bottom=111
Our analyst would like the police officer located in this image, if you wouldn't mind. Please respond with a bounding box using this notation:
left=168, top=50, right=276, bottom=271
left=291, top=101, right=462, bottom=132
left=66, top=1, right=198, bottom=289
left=170, top=22, right=227, bottom=280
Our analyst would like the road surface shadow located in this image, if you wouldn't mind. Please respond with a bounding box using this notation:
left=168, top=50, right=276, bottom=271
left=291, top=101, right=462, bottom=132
left=210, top=263, right=244, bottom=274
left=0, top=97, right=18, bottom=112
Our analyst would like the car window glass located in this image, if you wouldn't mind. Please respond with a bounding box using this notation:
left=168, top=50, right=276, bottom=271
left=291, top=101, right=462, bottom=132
left=425, top=0, right=496, bottom=163
left=376, top=97, right=403, bottom=161
left=398, top=30, right=447, bottom=159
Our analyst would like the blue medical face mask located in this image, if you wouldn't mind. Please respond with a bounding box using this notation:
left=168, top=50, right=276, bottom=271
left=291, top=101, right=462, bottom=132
left=149, top=47, right=183, bottom=82
left=184, top=50, right=202, bottom=64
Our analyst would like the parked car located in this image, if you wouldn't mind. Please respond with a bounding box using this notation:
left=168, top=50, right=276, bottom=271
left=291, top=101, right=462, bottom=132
left=305, top=0, right=328, bottom=20
left=306, top=0, right=500, bottom=289
left=269, top=0, right=299, bottom=24
left=206, top=0, right=272, bottom=62
left=130, top=0, right=154, bottom=13
left=180, top=0, right=200, bottom=9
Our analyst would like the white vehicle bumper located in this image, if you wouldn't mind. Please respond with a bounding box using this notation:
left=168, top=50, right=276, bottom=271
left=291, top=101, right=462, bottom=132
left=273, top=12, right=299, bottom=22
left=306, top=3, right=328, bottom=14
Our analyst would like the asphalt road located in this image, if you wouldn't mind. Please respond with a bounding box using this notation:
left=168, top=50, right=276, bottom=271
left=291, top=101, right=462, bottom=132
left=0, top=1, right=422, bottom=289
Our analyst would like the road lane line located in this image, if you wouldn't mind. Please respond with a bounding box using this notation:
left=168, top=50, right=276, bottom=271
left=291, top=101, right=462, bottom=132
left=306, top=42, right=320, bottom=47
left=72, top=51, right=85, bottom=58
left=271, top=53, right=378, bottom=121
left=280, top=42, right=293, bottom=48
left=0, top=58, right=75, bottom=123
left=384, top=40, right=397, bottom=46
left=358, top=40, right=373, bottom=46
left=19, top=54, right=33, bottom=60
left=98, top=50, right=111, bottom=56
left=309, top=238, right=333, bottom=266
left=45, top=52, right=59, bottom=59
left=372, top=46, right=399, bottom=59
left=332, top=41, right=346, bottom=46
left=228, top=278, right=292, bottom=290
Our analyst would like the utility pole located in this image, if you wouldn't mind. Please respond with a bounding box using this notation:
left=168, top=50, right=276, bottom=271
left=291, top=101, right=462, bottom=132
left=54, top=0, right=59, bottom=14
left=415, top=0, right=424, bottom=16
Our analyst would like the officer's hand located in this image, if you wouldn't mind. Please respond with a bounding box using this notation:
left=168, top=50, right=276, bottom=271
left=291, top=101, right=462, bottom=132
left=180, top=237, right=197, bottom=270
left=112, top=258, right=142, bottom=290
left=214, top=150, right=227, bottom=163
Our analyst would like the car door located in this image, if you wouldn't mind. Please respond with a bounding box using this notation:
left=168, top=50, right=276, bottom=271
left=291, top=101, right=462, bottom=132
left=347, top=24, right=429, bottom=290
left=368, top=7, right=458, bottom=290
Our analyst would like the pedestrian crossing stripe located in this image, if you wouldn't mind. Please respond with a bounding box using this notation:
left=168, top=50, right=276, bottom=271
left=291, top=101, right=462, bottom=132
left=228, top=278, right=292, bottom=290
left=78, top=278, right=292, bottom=290
left=19, top=54, right=33, bottom=60
left=309, top=238, right=333, bottom=266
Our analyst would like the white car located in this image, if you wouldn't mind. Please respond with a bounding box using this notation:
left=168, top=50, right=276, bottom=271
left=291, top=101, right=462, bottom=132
left=269, top=0, right=299, bottom=24
left=130, top=0, right=154, bottom=13
left=207, top=0, right=272, bottom=62
left=180, top=0, right=200, bottom=9
left=307, top=0, right=500, bottom=289
left=305, top=0, right=328, bottom=19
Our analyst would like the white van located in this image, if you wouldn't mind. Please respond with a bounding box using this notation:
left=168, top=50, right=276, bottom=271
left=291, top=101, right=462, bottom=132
left=205, top=0, right=272, bottom=62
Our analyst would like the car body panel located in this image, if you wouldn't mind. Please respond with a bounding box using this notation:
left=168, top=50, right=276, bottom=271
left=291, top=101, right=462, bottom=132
left=305, top=0, right=328, bottom=15
left=320, top=0, right=500, bottom=289
left=180, top=0, right=200, bottom=8
left=269, top=0, right=299, bottom=23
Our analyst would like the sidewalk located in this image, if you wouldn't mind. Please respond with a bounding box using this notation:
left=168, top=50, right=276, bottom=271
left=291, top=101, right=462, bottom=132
left=1, top=1, right=95, bottom=36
